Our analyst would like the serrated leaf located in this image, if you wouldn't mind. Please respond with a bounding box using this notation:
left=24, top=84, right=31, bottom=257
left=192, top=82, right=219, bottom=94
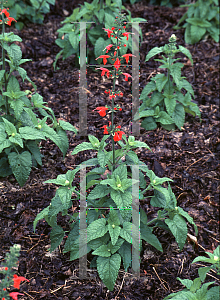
left=140, top=81, right=156, bottom=100
left=165, top=214, right=188, bottom=250
left=9, top=134, right=23, bottom=148
left=172, top=103, right=185, bottom=129
left=50, top=225, right=65, bottom=252
left=87, top=218, right=108, bottom=242
left=186, top=18, right=211, bottom=28
left=71, top=142, right=94, bottom=155
left=145, top=47, right=163, bottom=61
left=19, top=126, right=46, bottom=140
left=177, top=206, right=198, bottom=235
left=63, top=221, right=79, bottom=253
left=97, top=253, right=121, bottom=291
left=164, top=97, right=176, bottom=116
left=33, top=206, right=50, bottom=232
left=140, top=222, right=163, bottom=252
left=87, top=184, right=109, bottom=200
left=155, top=74, right=168, bottom=92
left=111, top=189, right=132, bottom=208
left=108, top=224, right=121, bottom=246
left=141, top=116, right=157, bottom=131
left=57, top=187, right=73, bottom=210
left=57, top=128, right=69, bottom=157
left=120, top=222, right=132, bottom=244
left=10, top=99, right=24, bottom=119
left=170, top=63, right=183, bottom=86
left=0, top=139, right=12, bottom=153
left=118, top=241, right=131, bottom=271
left=69, top=32, right=78, bottom=49
left=8, top=151, right=32, bottom=186
left=42, top=124, right=62, bottom=149
left=92, top=245, right=111, bottom=257
left=179, top=79, right=194, bottom=97
left=98, top=150, right=106, bottom=167
left=7, top=75, right=20, bottom=93
left=157, top=111, right=174, bottom=125
left=58, top=120, right=77, bottom=133
left=2, top=118, right=17, bottom=135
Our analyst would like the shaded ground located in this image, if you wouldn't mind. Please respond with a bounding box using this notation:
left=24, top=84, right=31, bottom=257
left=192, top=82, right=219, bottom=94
left=0, top=1, right=219, bottom=299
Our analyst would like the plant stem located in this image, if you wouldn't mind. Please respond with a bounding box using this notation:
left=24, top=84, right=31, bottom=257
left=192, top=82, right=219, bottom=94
left=147, top=212, right=168, bottom=226
left=111, top=68, right=116, bottom=171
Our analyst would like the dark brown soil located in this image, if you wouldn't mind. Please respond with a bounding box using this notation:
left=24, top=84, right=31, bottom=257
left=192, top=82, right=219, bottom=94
left=0, top=1, right=219, bottom=299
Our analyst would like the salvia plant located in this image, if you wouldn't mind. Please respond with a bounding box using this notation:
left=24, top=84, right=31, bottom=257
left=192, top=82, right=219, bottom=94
left=53, top=0, right=146, bottom=69
left=0, top=244, right=29, bottom=300
left=5, top=0, right=55, bottom=30
left=163, top=246, right=220, bottom=300
left=134, top=34, right=201, bottom=131
left=34, top=12, right=198, bottom=291
left=0, top=6, right=77, bottom=186
left=173, top=0, right=219, bottom=44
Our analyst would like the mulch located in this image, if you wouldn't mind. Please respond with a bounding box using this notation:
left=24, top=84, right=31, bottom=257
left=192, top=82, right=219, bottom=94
left=0, top=0, right=219, bottom=299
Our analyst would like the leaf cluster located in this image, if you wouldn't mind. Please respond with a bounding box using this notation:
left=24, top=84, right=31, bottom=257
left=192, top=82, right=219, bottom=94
left=53, top=0, right=146, bottom=69
left=163, top=246, right=220, bottom=300
left=34, top=134, right=198, bottom=291
left=134, top=36, right=201, bottom=131
left=5, top=0, right=55, bottom=30
left=174, top=0, right=219, bottom=44
left=0, top=32, right=77, bottom=186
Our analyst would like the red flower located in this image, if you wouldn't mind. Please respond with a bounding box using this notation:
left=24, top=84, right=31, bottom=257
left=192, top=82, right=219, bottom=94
left=124, top=44, right=127, bottom=47
left=6, top=17, right=17, bottom=26
left=113, top=130, right=125, bottom=142
left=111, top=27, right=115, bottom=30
left=119, top=92, right=123, bottom=96
left=13, top=274, right=29, bottom=289
left=5, top=267, right=8, bottom=271
left=102, top=28, right=113, bottom=38
left=114, top=57, right=121, bottom=71
left=122, top=54, right=136, bottom=64
left=105, top=44, right=113, bottom=53
left=9, top=292, right=24, bottom=300
left=122, top=73, right=132, bottom=81
left=94, top=107, right=108, bottom=117
left=95, top=55, right=110, bottom=65
left=119, top=108, right=122, bottom=111
left=1, top=8, right=10, bottom=18
left=114, top=107, right=117, bottom=110
left=101, top=125, right=108, bottom=134
left=104, top=90, right=110, bottom=94
left=109, top=93, right=116, bottom=100
left=122, top=32, right=132, bottom=40
left=99, top=67, right=110, bottom=78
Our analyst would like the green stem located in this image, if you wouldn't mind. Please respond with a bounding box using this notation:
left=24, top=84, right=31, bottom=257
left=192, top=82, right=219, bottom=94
left=147, top=212, right=168, bottom=226
left=111, top=69, right=116, bottom=171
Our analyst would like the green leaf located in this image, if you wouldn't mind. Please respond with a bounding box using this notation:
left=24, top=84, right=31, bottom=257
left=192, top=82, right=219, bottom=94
left=186, top=18, right=211, bottom=28
left=69, top=32, right=78, bottom=49
left=118, top=241, right=131, bottom=271
left=172, top=103, right=185, bottom=129
left=177, top=206, right=198, bottom=235
left=42, top=124, right=62, bottom=149
left=0, top=157, right=12, bottom=177
left=179, top=79, right=194, bottom=97
left=150, top=92, right=164, bottom=107
left=2, top=118, right=17, bottom=136
left=178, top=46, right=193, bottom=65
left=10, top=99, right=24, bottom=119
left=120, top=221, right=132, bottom=244
left=165, top=214, right=188, bottom=250
left=87, top=184, right=109, bottom=200
left=95, top=9, right=105, bottom=23
left=71, top=142, right=94, bottom=155
left=92, top=245, right=111, bottom=257
left=8, top=151, right=32, bottom=186
left=58, top=120, right=77, bottom=133
left=140, top=81, right=156, bottom=100
left=145, top=47, right=163, bottom=61
left=57, top=187, right=73, bottom=210
left=170, top=63, right=184, bottom=86
left=108, top=224, right=121, bottom=246
left=157, top=111, right=174, bottom=125
left=56, top=128, right=69, bottom=157
left=155, top=74, right=168, bottom=92
left=207, top=286, right=220, bottom=300
left=198, top=266, right=212, bottom=282
left=63, top=221, right=79, bottom=253
left=104, top=12, right=116, bottom=29
left=98, top=150, right=106, bottom=167
left=178, top=278, right=193, bottom=289
left=140, top=222, right=163, bottom=252
left=111, top=189, right=132, bottom=208
left=33, top=206, right=50, bottom=232
left=164, top=97, right=176, bottom=116
left=19, top=126, right=46, bottom=140
left=113, top=164, right=127, bottom=182
left=0, top=70, right=5, bottom=81
left=87, top=218, right=108, bottom=242
left=97, top=253, right=121, bottom=291
left=9, top=133, right=23, bottom=148
left=50, top=225, right=65, bottom=252
left=186, top=24, right=206, bottom=44
left=141, top=116, right=157, bottom=131
left=137, top=109, right=155, bottom=119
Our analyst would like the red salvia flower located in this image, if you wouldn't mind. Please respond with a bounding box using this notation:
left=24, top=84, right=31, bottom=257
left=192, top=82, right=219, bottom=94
left=99, top=67, right=110, bottom=78
left=101, top=125, right=108, bottom=134
left=102, top=28, right=113, bottom=38
left=13, top=275, right=29, bottom=289
left=1, top=8, right=10, bottom=18
left=104, top=90, right=110, bottom=94
left=9, top=292, right=24, bottom=300
left=109, top=93, right=116, bottom=100
left=94, top=107, right=108, bottom=117
left=122, top=32, right=132, bottom=40
left=122, top=73, right=132, bottom=81
left=113, top=130, right=125, bottom=142
left=122, top=54, right=136, bottom=64
left=95, top=55, right=110, bottom=65
left=105, top=44, right=113, bottom=53
left=119, top=92, right=123, bottom=96
left=119, top=108, right=122, bottom=111
left=111, top=27, right=115, bottom=30
left=114, top=57, right=121, bottom=71
left=5, top=267, right=8, bottom=271
left=6, top=17, right=17, bottom=26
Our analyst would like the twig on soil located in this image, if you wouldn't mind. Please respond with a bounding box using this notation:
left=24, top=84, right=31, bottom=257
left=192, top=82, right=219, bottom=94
left=152, top=266, right=168, bottom=291
left=115, top=272, right=126, bottom=299
left=22, top=291, right=35, bottom=299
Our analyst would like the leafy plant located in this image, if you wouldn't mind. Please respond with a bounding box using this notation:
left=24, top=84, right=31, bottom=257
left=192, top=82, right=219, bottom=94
left=34, top=14, right=197, bottom=292
left=0, top=244, right=29, bottom=300
left=0, top=8, right=77, bottom=186
left=53, top=0, right=146, bottom=69
left=5, top=0, right=55, bottom=30
left=191, top=245, right=220, bottom=282
left=174, top=0, right=219, bottom=44
left=149, top=0, right=185, bottom=8
left=163, top=246, right=220, bottom=300
left=134, top=34, right=201, bottom=131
